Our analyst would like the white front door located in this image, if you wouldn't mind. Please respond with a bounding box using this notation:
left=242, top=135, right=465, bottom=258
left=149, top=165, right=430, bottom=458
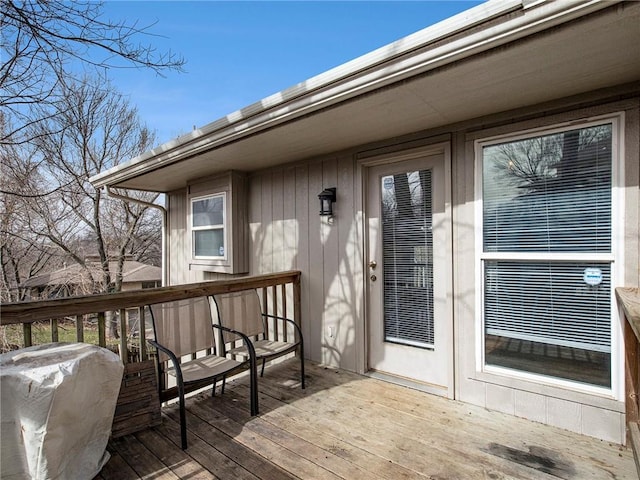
left=366, top=148, right=452, bottom=396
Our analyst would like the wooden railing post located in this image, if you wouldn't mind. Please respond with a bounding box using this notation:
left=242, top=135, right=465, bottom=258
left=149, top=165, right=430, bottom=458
left=262, top=287, right=269, bottom=339
left=98, top=312, right=106, bottom=347
left=119, top=308, right=128, bottom=363
left=50, top=319, right=58, bottom=342
left=293, top=274, right=302, bottom=344
left=23, top=323, right=32, bottom=348
left=272, top=285, right=279, bottom=340
left=281, top=283, right=288, bottom=342
left=138, top=306, right=147, bottom=361
left=76, top=315, right=84, bottom=343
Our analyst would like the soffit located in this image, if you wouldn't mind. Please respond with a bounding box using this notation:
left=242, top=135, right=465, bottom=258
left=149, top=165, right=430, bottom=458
left=107, top=3, right=640, bottom=192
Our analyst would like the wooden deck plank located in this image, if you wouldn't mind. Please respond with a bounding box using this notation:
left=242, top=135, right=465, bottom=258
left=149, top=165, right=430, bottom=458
left=161, top=404, right=294, bottom=480
left=336, top=373, right=630, bottom=470
left=232, top=384, right=426, bottom=480
left=257, top=362, right=635, bottom=479
left=108, top=435, right=180, bottom=480
left=206, top=387, right=386, bottom=480
left=97, top=449, right=143, bottom=480
left=157, top=409, right=260, bottom=480
left=181, top=398, right=342, bottom=480
left=243, top=371, right=548, bottom=479
left=102, top=359, right=636, bottom=480
left=134, top=426, right=214, bottom=480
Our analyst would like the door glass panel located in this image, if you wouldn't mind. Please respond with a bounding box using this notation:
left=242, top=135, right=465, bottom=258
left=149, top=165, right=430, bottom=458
left=381, top=169, right=434, bottom=348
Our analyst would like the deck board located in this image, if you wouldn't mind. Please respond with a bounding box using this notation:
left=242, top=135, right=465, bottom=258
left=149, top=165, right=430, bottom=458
left=99, top=360, right=636, bottom=479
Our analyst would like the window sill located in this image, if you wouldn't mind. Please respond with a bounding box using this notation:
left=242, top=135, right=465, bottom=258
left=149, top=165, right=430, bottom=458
left=189, top=261, right=247, bottom=275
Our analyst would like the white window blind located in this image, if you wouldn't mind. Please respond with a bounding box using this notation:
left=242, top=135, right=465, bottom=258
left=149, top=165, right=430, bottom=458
left=382, top=170, right=434, bottom=348
left=483, top=127, right=611, bottom=253
left=484, top=261, right=611, bottom=352
left=481, top=123, right=613, bottom=360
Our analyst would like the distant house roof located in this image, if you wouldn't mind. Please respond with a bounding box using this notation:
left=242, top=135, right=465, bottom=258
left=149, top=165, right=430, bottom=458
left=22, top=261, right=162, bottom=289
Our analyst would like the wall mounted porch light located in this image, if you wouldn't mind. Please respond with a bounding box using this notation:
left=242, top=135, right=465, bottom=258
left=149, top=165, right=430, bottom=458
left=318, top=188, right=336, bottom=216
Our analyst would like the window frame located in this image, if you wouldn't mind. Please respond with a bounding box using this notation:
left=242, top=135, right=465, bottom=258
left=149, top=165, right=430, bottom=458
left=190, top=192, right=227, bottom=261
left=474, top=113, right=625, bottom=399
left=186, top=171, right=249, bottom=275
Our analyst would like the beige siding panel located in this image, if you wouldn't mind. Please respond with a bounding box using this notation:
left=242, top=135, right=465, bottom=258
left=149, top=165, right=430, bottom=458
left=295, top=165, right=311, bottom=353
left=514, top=390, right=547, bottom=424
left=248, top=156, right=360, bottom=369
left=455, top=133, right=479, bottom=403
left=271, top=170, right=285, bottom=273
left=167, top=190, right=190, bottom=285
left=282, top=168, right=297, bottom=328
left=249, top=164, right=317, bottom=350
left=486, top=383, right=515, bottom=416
left=318, top=158, right=338, bottom=365
left=451, top=131, right=473, bottom=397
left=581, top=405, right=625, bottom=444
left=320, top=158, right=339, bottom=367
left=249, top=174, right=263, bottom=275
left=337, top=155, right=360, bottom=372
left=261, top=171, right=274, bottom=274
left=232, top=171, right=250, bottom=273
left=282, top=168, right=297, bottom=273
left=307, top=161, right=324, bottom=363
left=547, top=397, right=582, bottom=434
left=623, top=104, right=639, bottom=287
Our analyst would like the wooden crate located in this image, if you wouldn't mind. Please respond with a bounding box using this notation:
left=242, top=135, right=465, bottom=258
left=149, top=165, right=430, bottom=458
left=111, top=359, right=161, bottom=438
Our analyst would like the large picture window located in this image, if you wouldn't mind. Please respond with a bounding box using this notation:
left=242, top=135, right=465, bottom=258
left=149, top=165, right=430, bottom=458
left=479, top=121, right=616, bottom=389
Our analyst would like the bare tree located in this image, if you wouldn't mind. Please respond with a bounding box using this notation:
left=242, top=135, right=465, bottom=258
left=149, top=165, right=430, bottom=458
left=1, top=75, right=161, bottom=300
left=0, top=141, right=58, bottom=301
left=487, top=126, right=612, bottom=193
left=1, top=0, right=185, bottom=143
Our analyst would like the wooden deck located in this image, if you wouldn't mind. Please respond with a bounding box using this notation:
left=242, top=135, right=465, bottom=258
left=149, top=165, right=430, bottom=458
left=97, top=360, right=636, bottom=479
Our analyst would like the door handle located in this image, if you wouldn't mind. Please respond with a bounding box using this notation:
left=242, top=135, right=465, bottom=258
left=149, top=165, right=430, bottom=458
left=369, top=260, right=377, bottom=270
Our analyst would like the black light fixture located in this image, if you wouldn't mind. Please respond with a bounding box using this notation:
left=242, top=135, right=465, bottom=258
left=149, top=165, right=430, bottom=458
left=318, top=187, right=336, bottom=216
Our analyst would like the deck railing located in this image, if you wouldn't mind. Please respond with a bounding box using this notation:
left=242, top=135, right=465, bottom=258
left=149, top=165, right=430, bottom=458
left=616, top=287, right=640, bottom=474
left=1, top=270, right=302, bottom=364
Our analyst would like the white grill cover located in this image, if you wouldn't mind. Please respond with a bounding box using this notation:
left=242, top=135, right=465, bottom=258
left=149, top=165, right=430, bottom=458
left=1, top=343, right=124, bottom=480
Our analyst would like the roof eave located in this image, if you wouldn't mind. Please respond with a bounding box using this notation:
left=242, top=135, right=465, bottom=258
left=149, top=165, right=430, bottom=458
left=89, top=0, right=616, bottom=191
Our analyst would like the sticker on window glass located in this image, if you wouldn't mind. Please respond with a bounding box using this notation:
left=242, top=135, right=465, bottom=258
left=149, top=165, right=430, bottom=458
left=583, top=267, right=603, bottom=286
left=219, top=246, right=224, bottom=256
left=383, top=177, right=394, bottom=190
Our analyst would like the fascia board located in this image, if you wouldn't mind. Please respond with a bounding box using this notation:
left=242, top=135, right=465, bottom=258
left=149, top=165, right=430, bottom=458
left=90, top=0, right=616, bottom=190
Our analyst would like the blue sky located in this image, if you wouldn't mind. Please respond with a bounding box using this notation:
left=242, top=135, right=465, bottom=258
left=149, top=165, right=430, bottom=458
left=100, top=1, right=482, bottom=145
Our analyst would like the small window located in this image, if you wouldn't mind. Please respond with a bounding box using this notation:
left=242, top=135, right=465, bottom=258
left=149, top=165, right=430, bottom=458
left=187, top=171, right=249, bottom=274
left=191, top=193, right=226, bottom=259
